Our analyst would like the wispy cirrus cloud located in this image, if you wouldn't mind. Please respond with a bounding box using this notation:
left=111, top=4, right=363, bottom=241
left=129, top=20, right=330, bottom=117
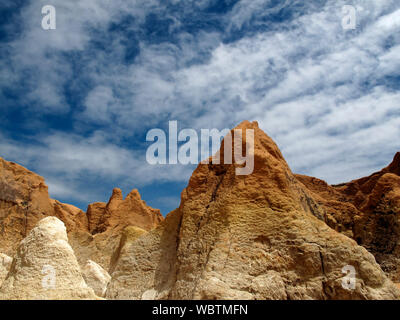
left=0, top=0, right=400, bottom=213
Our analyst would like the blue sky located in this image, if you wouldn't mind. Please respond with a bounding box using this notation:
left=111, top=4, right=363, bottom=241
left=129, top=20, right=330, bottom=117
left=0, top=0, right=400, bottom=215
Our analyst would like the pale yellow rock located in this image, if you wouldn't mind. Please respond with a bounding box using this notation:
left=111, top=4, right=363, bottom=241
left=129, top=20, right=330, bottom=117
left=68, top=230, right=121, bottom=272
left=198, top=277, right=254, bottom=300
left=250, top=271, right=288, bottom=300
left=82, top=260, right=111, bottom=297
left=0, top=253, right=12, bottom=285
left=109, top=226, right=147, bottom=274
left=0, top=217, right=98, bottom=300
left=106, top=209, right=181, bottom=300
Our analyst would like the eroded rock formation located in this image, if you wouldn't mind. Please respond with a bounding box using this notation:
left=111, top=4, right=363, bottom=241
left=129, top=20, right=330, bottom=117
left=0, top=217, right=98, bottom=300
left=106, top=121, right=400, bottom=300
left=82, top=260, right=111, bottom=297
left=297, top=152, right=400, bottom=281
left=0, top=158, right=56, bottom=256
left=69, top=188, right=163, bottom=270
left=87, top=188, right=162, bottom=235
left=0, top=157, right=163, bottom=270
left=0, top=121, right=399, bottom=300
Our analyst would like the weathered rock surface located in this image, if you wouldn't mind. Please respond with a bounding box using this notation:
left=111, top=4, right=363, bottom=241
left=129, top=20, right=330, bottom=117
left=335, top=154, right=400, bottom=281
left=69, top=188, right=163, bottom=270
left=52, top=199, right=88, bottom=233
left=87, top=188, right=163, bottom=235
left=296, top=153, right=400, bottom=281
left=0, top=253, right=12, bottom=285
left=1, top=123, right=399, bottom=300
left=106, top=209, right=182, bottom=300
left=109, top=226, right=147, bottom=274
left=0, top=158, right=56, bottom=256
left=82, top=260, right=111, bottom=297
left=0, top=157, right=163, bottom=271
left=0, top=217, right=98, bottom=299
left=106, top=121, right=400, bottom=300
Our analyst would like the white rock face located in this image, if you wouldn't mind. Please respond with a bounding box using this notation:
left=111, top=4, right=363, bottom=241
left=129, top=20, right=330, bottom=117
left=82, top=260, right=111, bottom=297
left=0, top=217, right=98, bottom=300
left=0, top=253, right=12, bottom=285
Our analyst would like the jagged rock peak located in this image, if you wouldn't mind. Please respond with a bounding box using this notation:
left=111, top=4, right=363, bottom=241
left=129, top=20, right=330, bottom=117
left=110, top=188, right=123, bottom=201
left=107, top=121, right=400, bottom=300
left=87, top=187, right=163, bottom=236
left=387, top=152, right=400, bottom=175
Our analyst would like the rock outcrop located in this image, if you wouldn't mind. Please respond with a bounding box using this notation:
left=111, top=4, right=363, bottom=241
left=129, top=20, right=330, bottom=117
left=0, top=253, right=12, bottom=285
left=87, top=188, right=162, bottom=235
left=106, top=121, right=400, bottom=300
left=1, top=122, right=399, bottom=300
left=82, top=260, right=111, bottom=297
left=0, top=217, right=98, bottom=299
left=52, top=199, right=88, bottom=233
left=297, top=152, right=400, bottom=282
left=0, top=157, right=90, bottom=258
left=0, top=158, right=56, bottom=256
left=109, top=226, right=147, bottom=274
left=69, top=188, right=163, bottom=270
left=0, top=157, right=163, bottom=271
left=106, top=209, right=182, bottom=300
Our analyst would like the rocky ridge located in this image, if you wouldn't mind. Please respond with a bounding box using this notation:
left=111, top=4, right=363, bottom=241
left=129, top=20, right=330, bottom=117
left=296, top=152, right=400, bottom=281
left=106, top=121, right=400, bottom=300
left=0, top=121, right=399, bottom=300
left=0, top=157, right=163, bottom=271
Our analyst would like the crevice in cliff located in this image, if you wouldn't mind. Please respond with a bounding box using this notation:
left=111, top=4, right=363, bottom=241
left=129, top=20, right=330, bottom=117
left=210, top=175, right=225, bottom=204
left=175, top=211, right=183, bottom=252
left=22, top=199, right=29, bottom=237
left=319, top=246, right=330, bottom=300
left=319, top=249, right=325, bottom=276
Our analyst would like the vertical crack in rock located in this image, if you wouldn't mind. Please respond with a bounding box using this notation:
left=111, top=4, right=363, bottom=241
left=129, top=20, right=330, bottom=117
left=319, top=249, right=325, bottom=276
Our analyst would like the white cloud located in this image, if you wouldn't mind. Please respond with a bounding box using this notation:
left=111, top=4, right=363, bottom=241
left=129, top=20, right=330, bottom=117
left=1, top=0, right=400, bottom=203
left=0, top=131, right=194, bottom=203
left=82, top=86, right=117, bottom=123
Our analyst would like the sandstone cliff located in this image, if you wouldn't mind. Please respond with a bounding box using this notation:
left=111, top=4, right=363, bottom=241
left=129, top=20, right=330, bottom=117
left=296, top=153, right=400, bottom=282
left=106, top=121, right=400, bottom=300
left=1, top=122, right=399, bottom=300
left=69, top=188, right=163, bottom=270
left=0, top=157, right=163, bottom=271
left=0, top=158, right=56, bottom=256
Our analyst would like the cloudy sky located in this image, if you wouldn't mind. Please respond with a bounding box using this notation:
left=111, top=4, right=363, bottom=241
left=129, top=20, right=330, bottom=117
left=1, top=0, right=399, bottom=214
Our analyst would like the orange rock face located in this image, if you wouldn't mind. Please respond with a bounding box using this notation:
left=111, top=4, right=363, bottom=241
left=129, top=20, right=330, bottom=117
left=70, top=187, right=163, bottom=269
left=0, top=157, right=163, bottom=270
left=107, top=121, right=399, bottom=300
left=297, top=152, right=400, bottom=281
left=52, top=199, right=89, bottom=233
left=87, top=188, right=163, bottom=235
left=0, top=158, right=56, bottom=256
left=1, top=122, right=399, bottom=300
